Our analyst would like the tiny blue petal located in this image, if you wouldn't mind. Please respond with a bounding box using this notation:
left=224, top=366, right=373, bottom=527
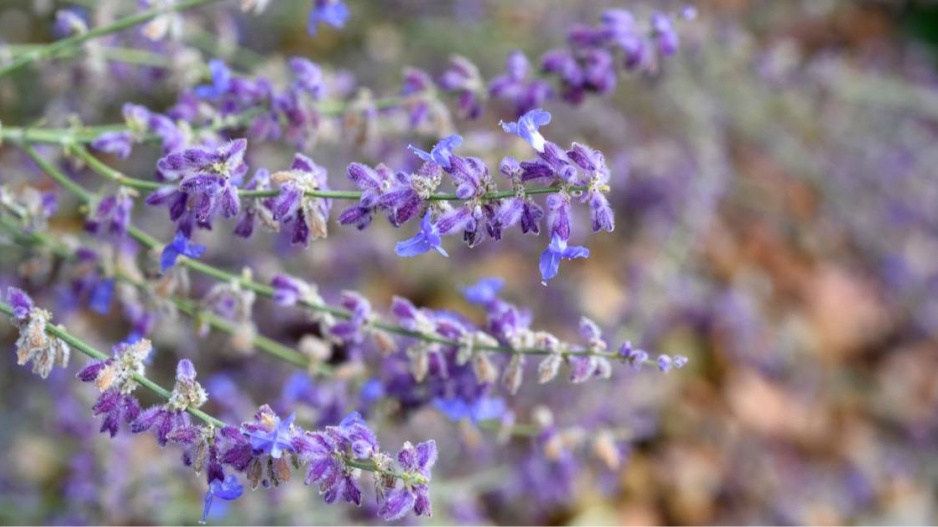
left=395, top=213, right=448, bottom=258
left=539, top=233, right=589, bottom=284
left=160, top=232, right=207, bottom=273
left=201, top=475, right=243, bottom=524
left=500, top=108, right=551, bottom=152
left=462, top=277, right=504, bottom=305
left=309, top=0, right=349, bottom=35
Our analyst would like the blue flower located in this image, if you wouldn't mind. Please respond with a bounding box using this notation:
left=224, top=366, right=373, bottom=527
left=160, top=232, right=207, bottom=273
left=194, top=60, right=232, bottom=100
left=539, top=233, right=589, bottom=284
left=201, top=474, right=243, bottom=524
left=461, top=277, right=504, bottom=305
left=499, top=108, right=552, bottom=152
left=434, top=397, right=506, bottom=423
left=309, top=0, right=349, bottom=35
left=245, top=411, right=296, bottom=459
left=88, top=278, right=115, bottom=315
left=395, top=213, right=449, bottom=258
left=407, top=135, right=463, bottom=170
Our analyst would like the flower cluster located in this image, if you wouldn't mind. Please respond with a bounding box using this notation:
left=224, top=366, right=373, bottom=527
left=0, top=2, right=703, bottom=524
left=76, top=338, right=153, bottom=436
left=132, top=359, right=207, bottom=445
left=338, top=108, right=613, bottom=282
left=2, top=289, right=442, bottom=523
left=146, top=139, right=247, bottom=236
left=215, top=407, right=437, bottom=521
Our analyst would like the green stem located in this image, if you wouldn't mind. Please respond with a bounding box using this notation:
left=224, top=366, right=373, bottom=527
left=0, top=213, right=323, bottom=375
left=0, top=0, right=229, bottom=79
left=3, top=44, right=203, bottom=71
left=0, top=93, right=412, bottom=146
left=69, top=142, right=589, bottom=202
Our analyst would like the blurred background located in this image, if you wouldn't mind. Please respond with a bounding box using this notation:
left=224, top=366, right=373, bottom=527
left=1, top=0, right=938, bottom=524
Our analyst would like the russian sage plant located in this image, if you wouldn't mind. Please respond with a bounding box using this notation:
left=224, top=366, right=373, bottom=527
left=0, top=1, right=695, bottom=524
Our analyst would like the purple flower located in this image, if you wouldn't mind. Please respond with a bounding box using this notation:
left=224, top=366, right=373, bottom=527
left=88, top=278, right=115, bottom=315
left=539, top=233, right=589, bottom=284
left=395, top=213, right=448, bottom=258
left=131, top=405, right=190, bottom=446
left=195, top=59, right=233, bottom=100
left=651, top=13, right=679, bottom=56
left=7, top=287, right=34, bottom=321
left=156, top=139, right=248, bottom=183
left=270, top=153, right=332, bottom=247
left=407, top=135, right=462, bottom=170
left=446, top=155, right=489, bottom=200
left=330, top=292, right=373, bottom=344
left=380, top=488, right=417, bottom=521
left=378, top=439, right=438, bottom=521
left=233, top=168, right=275, bottom=238
left=546, top=193, right=572, bottom=241
left=160, top=231, right=207, bottom=272
left=488, top=51, right=553, bottom=117
left=86, top=192, right=133, bottom=238
left=91, top=388, right=141, bottom=437
left=201, top=474, right=243, bottom=524
left=500, top=108, right=551, bottom=152
left=270, top=274, right=311, bottom=306
left=243, top=411, right=296, bottom=459
left=588, top=191, right=615, bottom=232
left=438, top=56, right=484, bottom=119
left=91, top=131, right=134, bottom=159
left=53, top=8, right=87, bottom=37
left=308, top=0, right=349, bottom=35
left=289, top=57, right=326, bottom=99
left=150, top=139, right=247, bottom=226
left=618, top=341, right=649, bottom=369
left=217, top=426, right=256, bottom=472
left=461, top=277, right=504, bottom=306
left=398, top=440, right=437, bottom=477
left=329, top=411, right=379, bottom=459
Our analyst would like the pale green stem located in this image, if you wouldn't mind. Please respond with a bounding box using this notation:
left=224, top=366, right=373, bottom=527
left=0, top=0, right=229, bottom=78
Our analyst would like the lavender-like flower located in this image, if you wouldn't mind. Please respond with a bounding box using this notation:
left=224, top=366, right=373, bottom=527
left=500, top=108, right=552, bottom=153
left=85, top=190, right=134, bottom=238
left=407, top=134, right=462, bottom=170
left=539, top=233, right=589, bottom=284
left=438, top=55, right=485, bottom=119
left=76, top=339, right=152, bottom=436
left=395, top=213, right=449, bottom=258
left=160, top=231, right=207, bottom=272
left=132, top=359, right=207, bottom=446
left=245, top=411, right=296, bottom=459
left=488, top=51, right=553, bottom=116
left=270, top=154, right=333, bottom=246
left=195, top=59, right=233, bottom=100
left=379, top=440, right=437, bottom=520
left=90, top=131, right=134, bottom=159
left=308, top=0, right=349, bottom=35
left=201, top=474, right=243, bottom=525
left=149, top=139, right=247, bottom=230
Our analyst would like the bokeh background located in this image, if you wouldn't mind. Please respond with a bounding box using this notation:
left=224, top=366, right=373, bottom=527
left=1, top=0, right=938, bottom=524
